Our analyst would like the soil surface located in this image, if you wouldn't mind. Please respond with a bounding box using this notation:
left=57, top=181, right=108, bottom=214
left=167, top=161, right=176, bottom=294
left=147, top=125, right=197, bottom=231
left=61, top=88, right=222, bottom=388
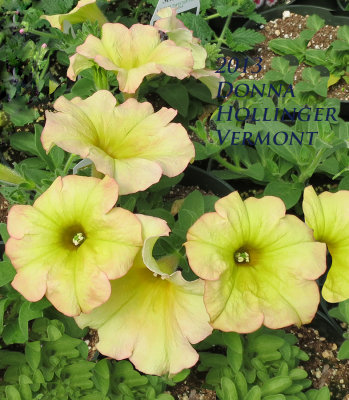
left=0, top=194, right=9, bottom=224
left=287, top=325, right=349, bottom=399
left=234, top=12, right=349, bottom=101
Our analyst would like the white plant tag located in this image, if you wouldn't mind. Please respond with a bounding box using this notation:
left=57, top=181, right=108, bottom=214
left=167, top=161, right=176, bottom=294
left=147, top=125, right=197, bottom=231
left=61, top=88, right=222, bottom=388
left=73, top=159, right=93, bottom=175
left=150, top=0, right=200, bottom=25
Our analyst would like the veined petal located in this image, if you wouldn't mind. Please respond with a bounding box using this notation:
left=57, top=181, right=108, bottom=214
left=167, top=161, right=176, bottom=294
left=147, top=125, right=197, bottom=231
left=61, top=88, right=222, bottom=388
left=6, top=175, right=142, bottom=315
left=303, top=186, right=349, bottom=302
left=42, top=91, right=194, bottom=195
left=73, top=23, right=193, bottom=93
left=75, top=266, right=211, bottom=375
left=67, top=53, right=95, bottom=81
left=186, top=191, right=326, bottom=332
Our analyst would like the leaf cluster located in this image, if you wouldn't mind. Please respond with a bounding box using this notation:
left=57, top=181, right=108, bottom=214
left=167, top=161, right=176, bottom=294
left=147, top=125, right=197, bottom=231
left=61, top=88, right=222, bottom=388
left=192, top=58, right=349, bottom=209
left=196, top=327, right=331, bottom=400
left=269, top=15, right=349, bottom=86
left=0, top=316, right=177, bottom=400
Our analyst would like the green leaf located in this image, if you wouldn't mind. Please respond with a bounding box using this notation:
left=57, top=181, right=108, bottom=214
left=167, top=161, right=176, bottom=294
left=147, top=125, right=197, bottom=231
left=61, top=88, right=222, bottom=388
left=0, top=298, right=8, bottom=335
left=0, top=261, right=16, bottom=286
left=177, top=13, right=212, bottom=43
left=93, top=359, right=110, bottom=395
left=3, top=97, right=39, bottom=127
left=244, top=386, right=261, bottom=400
left=157, top=83, right=189, bottom=117
left=260, top=377, right=292, bottom=397
left=19, top=302, right=46, bottom=341
left=225, top=28, right=264, bottom=52
left=264, top=182, right=303, bottom=209
left=5, top=385, right=21, bottom=400
left=171, top=369, right=190, bottom=383
left=0, top=164, right=26, bottom=185
left=338, top=340, right=349, bottom=360
left=216, top=0, right=239, bottom=17
left=306, top=15, right=325, bottom=32
left=305, top=49, right=327, bottom=66
left=268, top=37, right=308, bottom=61
left=0, top=222, right=9, bottom=243
left=10, top=132, right=38, bottom=156
left=248, top=334, right=285, bottom=354
left=337, top=25, right=349, bottom=44
left=224, top=332, right=243, bottom=373
left=185, top=80, right=215, bottom=103
left=221, top=377, right=238, bottom=400
left=34, top=124, right=55, bottom=171
left=25, top=341, right=41, bottom=371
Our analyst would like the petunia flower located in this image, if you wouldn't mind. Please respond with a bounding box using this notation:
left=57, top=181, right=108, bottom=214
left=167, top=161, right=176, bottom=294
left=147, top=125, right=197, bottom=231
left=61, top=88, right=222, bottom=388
left=185, top=192, right=326, bottom=333
left=41, top=0, right=108, bottom=31
left=5, top=175, right=143, bottom=316
left=75, top=215, right=212, bottom=376
left=154, top=8, right=223, bottom=97
left=67, top=23, right=193, bottom=93
left=303, top=186, right=349, bottom=303
left=41, top=90, right=195, bottom=195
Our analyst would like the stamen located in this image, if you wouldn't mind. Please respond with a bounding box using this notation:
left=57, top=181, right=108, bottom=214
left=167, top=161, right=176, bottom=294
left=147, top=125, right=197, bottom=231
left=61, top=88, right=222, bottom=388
left=72, top=232, right=85, bottom=247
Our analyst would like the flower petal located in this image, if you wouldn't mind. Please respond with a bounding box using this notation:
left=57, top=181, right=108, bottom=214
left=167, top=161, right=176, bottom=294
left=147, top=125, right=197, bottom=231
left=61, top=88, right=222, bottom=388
left=42, top=91, right=194, bottom=195
left=186, top=192, right=326, bottom=332
left=75, top=266, right=211, bottom=375
left=41, top=0, right=107, bottom=31
left=6, top=175, right=143, bottom=315
left=303, top=186, right=349, bottom=302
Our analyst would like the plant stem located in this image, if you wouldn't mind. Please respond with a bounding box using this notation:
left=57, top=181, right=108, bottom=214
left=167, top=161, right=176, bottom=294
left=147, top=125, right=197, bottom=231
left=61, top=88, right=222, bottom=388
left=204, top=13, right=220, bottom=21
left=216, top=14, right=233, bottom=50
left=63, top=153, right=76, bottom=175
left=214, top=154, right=244, bottom=175
left=27, top=28, right=56, bottom=39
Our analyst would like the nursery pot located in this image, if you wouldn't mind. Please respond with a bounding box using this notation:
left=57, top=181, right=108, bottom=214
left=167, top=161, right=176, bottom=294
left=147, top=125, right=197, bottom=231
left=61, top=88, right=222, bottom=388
left=287, top=0, right=337, bottom=10
left=181, top=165, right=234, bottom=197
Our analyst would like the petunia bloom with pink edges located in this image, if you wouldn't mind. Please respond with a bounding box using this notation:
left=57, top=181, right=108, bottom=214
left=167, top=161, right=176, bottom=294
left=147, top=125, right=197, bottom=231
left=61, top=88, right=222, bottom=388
left=303, top=186, right=349, bottom=303
left=75, top=215, right=212, bottom=376
left=185, top=192, right=327, bottom=333
left=41, top=90, right=195, bottom=195
left=41, top=0, right=108, bottom=31
left=154, top=7, right=223, bottom=97
left=6, top=175, right=143, bottom=317
left=67, top=23, right=193, bottom=93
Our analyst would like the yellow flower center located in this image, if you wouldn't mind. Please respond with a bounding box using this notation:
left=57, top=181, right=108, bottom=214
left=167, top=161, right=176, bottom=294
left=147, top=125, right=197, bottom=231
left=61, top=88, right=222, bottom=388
left=72, top=232, right=85, bottom=247
left=234, top=250, right=250, bottom=264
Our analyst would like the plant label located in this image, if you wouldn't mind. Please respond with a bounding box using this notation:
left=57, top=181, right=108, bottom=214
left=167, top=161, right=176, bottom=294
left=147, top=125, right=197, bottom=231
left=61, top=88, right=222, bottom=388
left=150, top=0, right=200, bottom=25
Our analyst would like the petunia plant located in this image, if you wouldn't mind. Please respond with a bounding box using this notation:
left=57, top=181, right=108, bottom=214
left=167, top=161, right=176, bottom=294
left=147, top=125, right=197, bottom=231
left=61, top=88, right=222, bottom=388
left=185, top=191, right=327, bottom=333
left=41, top=90, right=195, bottom=195
left=67, top=22, right=194, bottom=93
left=303, top=186, right=349, bottom=303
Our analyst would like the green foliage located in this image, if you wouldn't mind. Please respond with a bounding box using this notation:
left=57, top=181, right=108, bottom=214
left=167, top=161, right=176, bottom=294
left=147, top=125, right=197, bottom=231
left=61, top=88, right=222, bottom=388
left=269, top=15, right=349, bottom=85
left=0, top=316, right=178, bottom=399
left=225, top=27, right=265, bottom=53
left=192, top=58, right=349, bottom=209
left=328, top=299, right=349, bottom=360
left=177, top=0, right=265, bottom=52
left=197, top=328, right=330, bottom=400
